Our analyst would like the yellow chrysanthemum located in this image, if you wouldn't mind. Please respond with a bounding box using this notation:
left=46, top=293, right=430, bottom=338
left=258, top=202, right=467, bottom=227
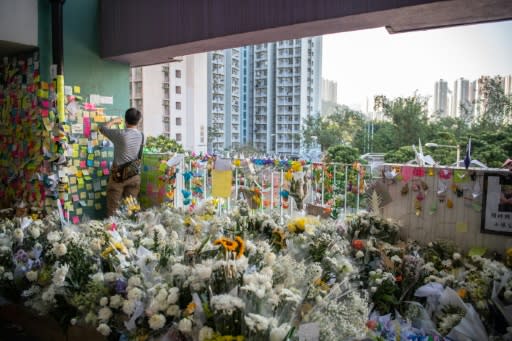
left=291, top=161, right=302, bottom=172
left=184, top=302, right=196, bottom=316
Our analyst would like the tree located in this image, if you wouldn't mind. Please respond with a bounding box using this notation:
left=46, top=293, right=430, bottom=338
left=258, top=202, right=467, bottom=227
left=475, top=76, right=512, bottom=130
left=302, top=105, right=365, bottom=151
left=380, top=95, right=430, bottom=150
left=325, top=144, right=360, bottom=164
left=383, top=146, right=415, bottom=164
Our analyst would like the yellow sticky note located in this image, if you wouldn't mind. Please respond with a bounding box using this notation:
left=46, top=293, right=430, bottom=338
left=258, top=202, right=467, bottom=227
left=94, top=193, right=101, bottom=199
left=70, top=185, right=78, bottom=193
left=456, top=222, right=468, bottom=233
left=80, top=192, right=87, bottom=199
left=76, top=208, right=83, bottom=215
left=95, top=203, right=102, bottom=210
left=73, top=85, right=80, bottom=94
left=211, top=170, right=232, bottom=198
left=87, top=200, right=93, bottom=207
left=77, top=178, right=85, bottom=189
left=85, top=184, right=92, bottom=191
left=41, top=82, right=49, bottom=90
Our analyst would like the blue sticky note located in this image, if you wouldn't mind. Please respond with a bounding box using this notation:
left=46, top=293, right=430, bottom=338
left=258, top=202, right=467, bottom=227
left=87, top=160, right=93, bottom=167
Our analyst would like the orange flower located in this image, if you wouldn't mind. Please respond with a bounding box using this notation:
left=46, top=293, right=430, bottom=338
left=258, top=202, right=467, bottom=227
left=351, top=239, right=364, bottom=250
left=457, top=288, right=467, bottom=299
left=235, top=236, right=245, bottom=259
left=184, top=302, right=196, bottom=316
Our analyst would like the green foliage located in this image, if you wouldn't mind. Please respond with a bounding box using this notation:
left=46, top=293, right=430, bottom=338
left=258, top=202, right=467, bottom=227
left=325, top=144, right=360, bottom=164
left=475, top=76, right=512, bottom=130
left=144, top=135, right=184, bottom=153
left=302, top=105, right=365, bottom=151
left=383, top=146, right=415, bottom=164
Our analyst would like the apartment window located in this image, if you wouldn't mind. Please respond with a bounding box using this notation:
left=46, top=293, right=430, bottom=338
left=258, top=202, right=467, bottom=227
left=176, top=133, right=182, bottom=142
left=176, top=117, right=182, bottom=126
left=176, top=86, right=181, bottom=94
left=176, top=101, right=181, bottom=110
left=200, top=126, right=205, bottom=143
left=175, top=70, right=181, bottom=78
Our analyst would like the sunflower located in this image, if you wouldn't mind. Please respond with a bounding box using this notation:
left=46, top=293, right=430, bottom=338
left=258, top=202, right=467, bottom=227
left=235, top=236, right=245, bottom=259
left=214, top=237, right=239, bottom=252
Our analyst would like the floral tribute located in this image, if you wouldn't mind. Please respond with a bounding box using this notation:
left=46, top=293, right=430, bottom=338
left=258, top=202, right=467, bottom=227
left=0, top=200, right=510, bottom=340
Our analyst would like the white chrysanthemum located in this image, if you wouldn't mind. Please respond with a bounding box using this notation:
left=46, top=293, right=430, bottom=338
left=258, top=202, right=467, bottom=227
left=167, top=287, right=179, bottom=305
left=198, top=326, right=214, bottom=341
left=122, top=300, right=136, bottom=315
left=52, top=243, right=67, bottom=257
left=90, top=238, right=103, bottom=252
left=109, top=295, right=123, bottom=309
left=52, top=263, right=69, bottom=287
left=244, top=313, right=270, bottom=332
left=210, top=294, right=245, bottom=315
left=264, top=252, right=276, bottom=265
left=391, top=255, right=402, bottom=263
left=166, top=304, right=180, bottom=317
left=13, top=228, right=24, bottom=241
left=270, top=323, right=290, bottom=341
left=98, top=307, right=113, bottom=321
left=29, top=226, right=40, bottom=239
left=241, top=271, right=273, bottom=298
left=47, top=231, right=61, bottom=242
left=171, top=263, right=191, bottom=278
left=0, top=246, right=10, bottom=254
left=452, top=253, right=461, bottom=261
left=96, top=323, right=111, bottom=336
left=127, top=287, right=144, bottom=301
left=91, top=272, right=104, bottom=282
left=355, top=250, right=364, bottom=259
left=99, top=297, right=108, bottom=306
left=41, top=285, right=56, bottom=303
left=26, top=270, right=38, bottom=282
left=149, top=313, right=166, bottom=330
left=178, top=318, right=192, bottom=333
left=104, top=272, right=119, bottom=282
left=3, top=272, right=13, bottom=281
left=70, top=318, right=77, bottom=325
left=370, top=286, right=377, bottom=293
left=128, top=276, right=142, bottom=288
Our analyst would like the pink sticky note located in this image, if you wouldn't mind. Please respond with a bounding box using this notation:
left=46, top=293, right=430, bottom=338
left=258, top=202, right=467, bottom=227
left=72, top=194, right=79, bottom=202
left=100, top=160, right=107, bottom=168
left=83, top=117, right=91, bottom=137
left=413, top=167, right=425, bottom=177
left=41, top=100, right=49, bottom=108
left=84, top=103, right=96, bottom=110
left=72, top=216, right=80, bottom=224
left=103, top=168, right=110, bottom=175
left=401, top=166, right=414, bottom=183
left=80, top=160, right=86, bottom=168
left=41, top=109, right=49, bottom=117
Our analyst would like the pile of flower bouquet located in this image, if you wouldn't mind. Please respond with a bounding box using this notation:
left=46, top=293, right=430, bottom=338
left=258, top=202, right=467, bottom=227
left=346, top=211, right=512, bottom=341
left=0, top=201, right=510, bottom=340
left=0, top=200, right=369, bottom=340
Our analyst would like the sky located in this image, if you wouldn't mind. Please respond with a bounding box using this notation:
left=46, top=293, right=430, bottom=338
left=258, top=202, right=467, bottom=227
left=322, top=20, right=512, bottom=111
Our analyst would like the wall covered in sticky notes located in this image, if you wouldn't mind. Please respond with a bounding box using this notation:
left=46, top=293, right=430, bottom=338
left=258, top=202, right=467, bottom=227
left=0, top=52, right=57, bottom=213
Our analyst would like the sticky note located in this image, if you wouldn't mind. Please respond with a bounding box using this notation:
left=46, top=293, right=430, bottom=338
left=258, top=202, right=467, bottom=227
left=85, top=184, right=92, bottom=191
left=93, top=181, right=101, bottom=191
left=87, top=160, right=93, bottom=167
left=70, top=185, right=78, bottom=193
left=41, top=109, right=49, bottom=117
left=79, top=160, right=86, bottom=168
left=95, top=203, right=102, bottom=210
left=94, top=192, right=101, bottom=199
left=211, top=170, right=232, bottom=198
left=76, top=208, right=83, bottom=215
left=72, top=194, right=79, bottom=202
left=100, top=160, right=107, bottom=168
left=103, top=168, right=110, bottom=175
left=73, top=85, right=80, bottom=94
left=97, top=170, right=103, bottom=177
left=100, top=180, right=107, bottom=186
left=72, top=216, right=80, bottom=224
left=79, top=192, right=86, bottom=199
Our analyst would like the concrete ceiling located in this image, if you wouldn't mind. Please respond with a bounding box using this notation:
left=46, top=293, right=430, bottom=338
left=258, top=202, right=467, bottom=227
left=100, top=0, right=512, bottom=66
left=0, top=40, right=37, bottom=58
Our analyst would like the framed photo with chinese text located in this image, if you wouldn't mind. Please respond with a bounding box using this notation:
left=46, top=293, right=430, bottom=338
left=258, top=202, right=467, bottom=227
left=481, top=173, right=512, bottom=236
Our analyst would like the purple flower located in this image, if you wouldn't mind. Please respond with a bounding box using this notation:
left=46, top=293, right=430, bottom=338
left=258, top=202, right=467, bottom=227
left=14, top=249, right=28, bottom=263
left=114, top=279, right=127, bottom=295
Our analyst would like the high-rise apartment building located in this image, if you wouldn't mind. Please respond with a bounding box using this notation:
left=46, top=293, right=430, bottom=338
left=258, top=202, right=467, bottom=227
left=207, top=49, right=243, bottom=152
left=433, top=79, right=449, bottom=117
left=252, top=37, right=322, bottom=155
left=504, top=75, right=512, bottom=96
left=131, top=37, right=322, bottom=155
left=451, top=77, right=474, bottom=118
left=129, top=55, right=208, bottom=153
left=321, top=78, right=338, bottom=116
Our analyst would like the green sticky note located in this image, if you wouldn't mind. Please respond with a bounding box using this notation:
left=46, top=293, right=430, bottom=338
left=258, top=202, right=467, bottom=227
left=468, top=247, right=487, bottom=257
